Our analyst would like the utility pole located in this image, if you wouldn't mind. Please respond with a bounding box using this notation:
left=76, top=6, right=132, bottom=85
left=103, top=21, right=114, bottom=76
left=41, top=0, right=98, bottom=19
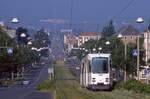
left=136, top=17, right=144, bottom=81
left=124, top=41, right=127, bottom=82
left=137, top=36, right=140, bottom=80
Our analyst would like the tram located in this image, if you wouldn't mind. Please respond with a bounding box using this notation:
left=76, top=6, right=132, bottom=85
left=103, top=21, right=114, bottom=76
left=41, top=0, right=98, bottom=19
left=80, top=53, right=113, bottom=90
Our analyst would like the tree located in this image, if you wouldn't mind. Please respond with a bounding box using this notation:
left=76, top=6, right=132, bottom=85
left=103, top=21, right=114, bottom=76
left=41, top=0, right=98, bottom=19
left=76, top=37, right=141, bottom=75
left=16, top=27, right=29, bottom=45
left=102, top=20, right=116, bottom=37
left=0, top=27, right=21, bottom=76
left=34, top=29, right=51, bottom=56
left=34, top=29, right=50, bottom=48
left=0, top=27, right=40, bottom=78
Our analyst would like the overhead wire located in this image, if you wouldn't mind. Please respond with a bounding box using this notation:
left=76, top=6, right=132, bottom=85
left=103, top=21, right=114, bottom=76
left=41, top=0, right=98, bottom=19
left=99, top=0, right=136, bottom=31
left=112, top=0, right=136, bottom=21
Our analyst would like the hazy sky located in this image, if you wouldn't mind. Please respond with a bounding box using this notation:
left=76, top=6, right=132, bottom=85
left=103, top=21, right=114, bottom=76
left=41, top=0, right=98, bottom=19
left=0, top=0, right=150, bottom=30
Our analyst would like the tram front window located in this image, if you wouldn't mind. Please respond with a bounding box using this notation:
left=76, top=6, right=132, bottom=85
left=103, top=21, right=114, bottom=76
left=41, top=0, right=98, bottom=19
left=91, top=57, right=108, bottom=73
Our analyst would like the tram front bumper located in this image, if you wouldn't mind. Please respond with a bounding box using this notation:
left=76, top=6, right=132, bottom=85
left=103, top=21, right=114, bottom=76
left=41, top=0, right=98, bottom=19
left=88, top=84, right=111, bottom=90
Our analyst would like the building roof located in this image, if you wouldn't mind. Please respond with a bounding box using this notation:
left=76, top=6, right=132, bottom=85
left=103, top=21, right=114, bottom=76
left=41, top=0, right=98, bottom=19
left=65, top=34, right=78, bottom=45
left=6, top=29, right=16, bottom=39
left=80, top=32, right=99, bottom=36
left=117, top=24, right=140, bottom=36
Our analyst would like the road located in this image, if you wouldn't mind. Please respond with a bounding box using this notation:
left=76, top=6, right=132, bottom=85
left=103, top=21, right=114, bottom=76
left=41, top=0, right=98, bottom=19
left=50, top=31, right=81, bottom=81
left=51, top=32, right=66, bottom=59
left=0, top=58, right=53, bottom=99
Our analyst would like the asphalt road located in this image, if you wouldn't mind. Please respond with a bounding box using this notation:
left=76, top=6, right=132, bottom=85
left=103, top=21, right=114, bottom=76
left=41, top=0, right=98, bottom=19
left=51, top=32, right=66, bottom=59
left=0, top=58, right=53, bottom=99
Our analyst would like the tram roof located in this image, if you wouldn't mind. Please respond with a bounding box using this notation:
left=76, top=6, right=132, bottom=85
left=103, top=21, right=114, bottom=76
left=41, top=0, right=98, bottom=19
left=87, top=53, right=111, bottom=60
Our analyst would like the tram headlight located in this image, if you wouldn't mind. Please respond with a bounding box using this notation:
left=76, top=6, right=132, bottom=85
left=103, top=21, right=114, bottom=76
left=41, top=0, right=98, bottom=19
left=92, top=78, right=96, bottom=82
left=105, top=78, right=109, bottom=82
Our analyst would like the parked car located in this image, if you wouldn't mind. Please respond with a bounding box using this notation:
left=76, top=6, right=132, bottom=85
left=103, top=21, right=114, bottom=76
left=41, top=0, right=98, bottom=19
left=22, top=80, right=30, bottom=85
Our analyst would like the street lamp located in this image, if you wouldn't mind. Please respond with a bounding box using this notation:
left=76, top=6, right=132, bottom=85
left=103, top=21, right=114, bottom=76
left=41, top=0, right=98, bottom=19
left=11, top=17, right=19, bottom=23
left=136, top=17, right=144, bottom=23
left=92, top=48, right=96, bottom=52
left=85, top=38, right=88, bottom=42
left=27, top=41, right=32, bottom=45
left=85, top=49, right=88, bottom=52
left=117, top=34, right=123, bottom=38
left=31, top=47, right=37, bottom=51
left=105, top=41, right=110, bottom=45
left=105, top=41, right=110, bottom=53
left=20, top=33, right=27, bottom=38
left=82, top=48, right=85, bottom=51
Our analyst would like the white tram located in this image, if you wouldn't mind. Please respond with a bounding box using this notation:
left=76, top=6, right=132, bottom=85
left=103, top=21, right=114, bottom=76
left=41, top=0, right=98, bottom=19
left=80, top=53, right=113, bottom=90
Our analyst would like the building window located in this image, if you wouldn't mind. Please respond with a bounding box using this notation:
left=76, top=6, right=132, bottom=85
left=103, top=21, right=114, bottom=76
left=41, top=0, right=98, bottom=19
left=124, top=36, right=127, bottom=40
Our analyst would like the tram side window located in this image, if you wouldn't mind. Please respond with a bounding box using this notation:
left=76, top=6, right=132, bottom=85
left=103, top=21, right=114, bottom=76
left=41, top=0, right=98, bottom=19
left=89, top=61, right=91, bottom=73
left=82, top=63, right=84, bottom=73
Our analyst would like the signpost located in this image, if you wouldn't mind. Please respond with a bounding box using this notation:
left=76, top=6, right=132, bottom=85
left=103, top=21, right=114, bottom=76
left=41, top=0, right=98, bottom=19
left=0, top=47, right=13, bottom=55
left=7, top=47, right=13, bottom=54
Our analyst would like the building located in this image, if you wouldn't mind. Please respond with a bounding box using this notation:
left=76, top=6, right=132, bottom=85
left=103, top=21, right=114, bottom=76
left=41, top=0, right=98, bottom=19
left=5, top=29, right=16, bottom=39
left=0, top=22, right=16, bottom=39
left=117, top=24, right=141, bottom=44
left=144, top=31, right=150, bottom=63
left=139, top=66, right=150, bottom=84
left=64, top=34, right=78, bottom=53
left=78, top=32, right=101, bottom=46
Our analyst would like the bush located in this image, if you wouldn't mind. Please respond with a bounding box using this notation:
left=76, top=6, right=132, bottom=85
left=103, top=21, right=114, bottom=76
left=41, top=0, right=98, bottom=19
left=116, top=79, right=150, bottom=93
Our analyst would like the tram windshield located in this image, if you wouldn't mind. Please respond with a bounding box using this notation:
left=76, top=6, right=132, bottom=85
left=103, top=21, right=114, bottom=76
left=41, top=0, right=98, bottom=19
left=91, top=57, right=108, bottom=73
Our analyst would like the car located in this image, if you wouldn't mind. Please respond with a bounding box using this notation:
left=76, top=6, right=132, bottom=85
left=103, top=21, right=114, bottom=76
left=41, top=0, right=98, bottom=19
left=22, top=80, right=30, bottom=85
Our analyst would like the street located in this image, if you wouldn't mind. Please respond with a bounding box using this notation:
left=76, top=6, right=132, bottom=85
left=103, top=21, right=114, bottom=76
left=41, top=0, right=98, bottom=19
left=0, top=30, right=64, bottom=99
left=0, top=58, right=53, bottom=99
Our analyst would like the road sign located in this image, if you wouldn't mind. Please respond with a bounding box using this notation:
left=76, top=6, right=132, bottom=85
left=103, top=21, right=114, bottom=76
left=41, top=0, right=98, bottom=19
left=132, top=49, right=138, bottom=57
left=7, top=48, right=13, bottom=54
left=144, top=68, right=150, bottom=77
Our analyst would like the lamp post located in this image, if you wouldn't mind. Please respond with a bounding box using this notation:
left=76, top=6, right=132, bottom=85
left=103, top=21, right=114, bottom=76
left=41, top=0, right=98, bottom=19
left=19, top=33, right=28, bottom=78
left=105, top=41, right=110, bottom=53
left=118, top=34, right=127, bottom=82
left=136, top=17, right=144, bottom=80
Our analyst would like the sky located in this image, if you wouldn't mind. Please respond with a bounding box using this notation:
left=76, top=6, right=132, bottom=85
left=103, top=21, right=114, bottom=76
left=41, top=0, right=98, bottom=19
left=0, top=0, right=150, bottom=31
